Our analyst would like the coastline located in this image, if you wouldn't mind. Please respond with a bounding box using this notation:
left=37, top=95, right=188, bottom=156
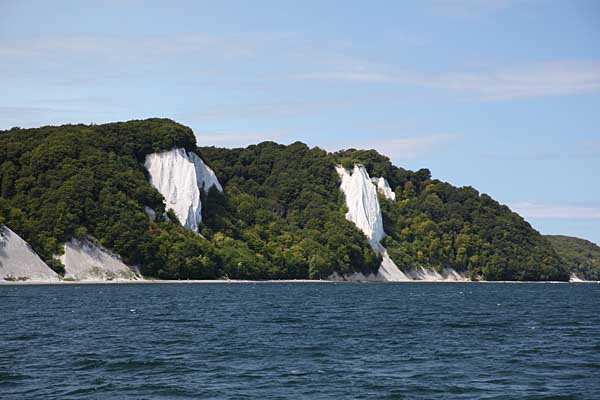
left=0, top=279, right=331, bottom=285
left=1, top=279, right=598, bottom=285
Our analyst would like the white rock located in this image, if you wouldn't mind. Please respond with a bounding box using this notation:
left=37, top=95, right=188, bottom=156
left=188, top=151, right=223, bottom=193
left=144, top=148, right=222, bottom=232
left=0, top=225, right=60, bottom=282
left=334, top=165, right=408, bottom=281
left=60, top=238, right=140, bottom=281
left=405, top=266, right=469, bottom=281
left=327, top=248, right=410, bottom=282
left=442, top=268, right=469, bottom=281
left=569, top=273, right=584, bottom=283
left=375, top=244, right=411, bottom=281
left=372, top=177, right=396, bottom=201
left=336, top=165, right=385, bottom=245
left=405, top=266, right=443, bottom=280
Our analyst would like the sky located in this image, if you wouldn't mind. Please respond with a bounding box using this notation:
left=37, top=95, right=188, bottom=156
left=1, top=0, right=599, bottom=243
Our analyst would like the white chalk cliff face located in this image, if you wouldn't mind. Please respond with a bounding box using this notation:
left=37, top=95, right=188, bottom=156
left=335, top=165, right=409, bottom=281
left=188, top=151, right=223, bottom=194
left=144, top=148, right=223, bottom=232
left=372, top=177, right=396, bottom=201
left=336, top=165, right=385, bottom=245
left=0, top=225, right=59, bottom=282
left=60, top=238, right=140, bottom=281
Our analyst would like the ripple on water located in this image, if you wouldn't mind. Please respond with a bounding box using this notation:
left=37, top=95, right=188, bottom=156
left=0, top=282, right=599, bottom=399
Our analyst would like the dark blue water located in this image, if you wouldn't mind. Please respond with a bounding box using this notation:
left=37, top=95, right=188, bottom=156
left=1, top=282, right=599, bottom=399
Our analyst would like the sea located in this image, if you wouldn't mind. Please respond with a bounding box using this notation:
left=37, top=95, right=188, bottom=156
left=1, top=282, right=599, bottom=399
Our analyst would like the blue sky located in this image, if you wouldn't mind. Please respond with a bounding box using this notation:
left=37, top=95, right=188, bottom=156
left=1, top=0, right=599, bottom=243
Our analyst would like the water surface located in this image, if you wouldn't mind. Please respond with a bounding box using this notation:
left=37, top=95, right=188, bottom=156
left=1, top=282, right=599, bottom=399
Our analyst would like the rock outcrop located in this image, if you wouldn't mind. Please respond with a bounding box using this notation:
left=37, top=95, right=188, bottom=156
left=405, top=266, right=468, bottom=281
left=372, top=177, right=396, bottom=201
left=569, top=273, right=585, bottom=283
left=0, top=225, right=60, bottom=282
left=60, top=238, right=140, bottom=281
left=144, top=148, right=222, bottom=232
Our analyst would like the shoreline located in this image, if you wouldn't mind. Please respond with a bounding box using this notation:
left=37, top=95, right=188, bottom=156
left=1, top=279, right=598, bottom=285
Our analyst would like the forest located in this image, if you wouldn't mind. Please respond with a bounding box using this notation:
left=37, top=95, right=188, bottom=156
left=334, top=149, right=567, bottom=281
left=0, top=119, right=571, bottom=280
left=545, top=235, right=600, bottom=280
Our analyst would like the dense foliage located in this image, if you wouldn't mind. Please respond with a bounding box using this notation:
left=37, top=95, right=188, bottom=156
left=0, top=120, right=378, bottom=279
left=335, top=149, right=568, bottom=281
left=0, top=119, right=570, bottom=281
left=197, top=142, right=381, bottom=279
left=545, top=235, right=600, bottom=280
left=0, top=119, right=218, bottom=278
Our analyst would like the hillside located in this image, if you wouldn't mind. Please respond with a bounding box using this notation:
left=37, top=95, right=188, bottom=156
left=0, top=119, right=378, bottom=280
left=0, top=119, right=569, bottom=281
left=333, top=149, right=568, bottom=281
left=545, top=235, right=600, bottom=280
left=200, top=145, right=567, bottom=281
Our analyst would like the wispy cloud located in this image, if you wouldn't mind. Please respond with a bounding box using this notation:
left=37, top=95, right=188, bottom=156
left=427, top=61, right=600, bottom=99
left=296, top=70, right=393, bottom=83
left=0, top=33, right=258, bottom=61
left=482, top=137, right=600, bottom=161
left=6, top=33, right=599, bottom=101
left=298, top=61, right=600, bottom=100
left=326, top=133, right=461, bottom=161
left=176, top=99, right=356, bottom=122
left=508, top=202, right=600, bottom=219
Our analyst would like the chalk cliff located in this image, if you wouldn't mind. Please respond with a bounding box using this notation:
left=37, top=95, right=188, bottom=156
left=372, top=177, right=396, bottom=201
left=405, top=266, right=468, bottom=281
left=335, top=165, right=409, bottom=281
left=60, top=238, right=140, bottom=281
left=0, top=225, right=60, bottom=282
left=144, top=148, right=222, bottom=232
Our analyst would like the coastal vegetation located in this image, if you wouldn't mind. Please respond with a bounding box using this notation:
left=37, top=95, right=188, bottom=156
left=545, top=235, right=600, bottom=280
left=0, top=119, right=377, bottom=279
left=0, top=119, right=571, bottom=280
left=334, top=149, right=567, bottom=281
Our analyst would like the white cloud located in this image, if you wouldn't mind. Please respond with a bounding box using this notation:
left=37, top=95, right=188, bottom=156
left=296, top=70, right=394, bottom=83
left=427, top=61, right=600, bottom=99
left=0, top=33, right=257, bottom=60
left=298, top=61, right=600, bottom=100
left=508, top=202, right=600, bottom=219
left=6, top=33, right=598, bottom=101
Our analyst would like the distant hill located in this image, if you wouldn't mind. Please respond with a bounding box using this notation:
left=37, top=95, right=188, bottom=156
left=545, top=235, right=600, bottom=280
